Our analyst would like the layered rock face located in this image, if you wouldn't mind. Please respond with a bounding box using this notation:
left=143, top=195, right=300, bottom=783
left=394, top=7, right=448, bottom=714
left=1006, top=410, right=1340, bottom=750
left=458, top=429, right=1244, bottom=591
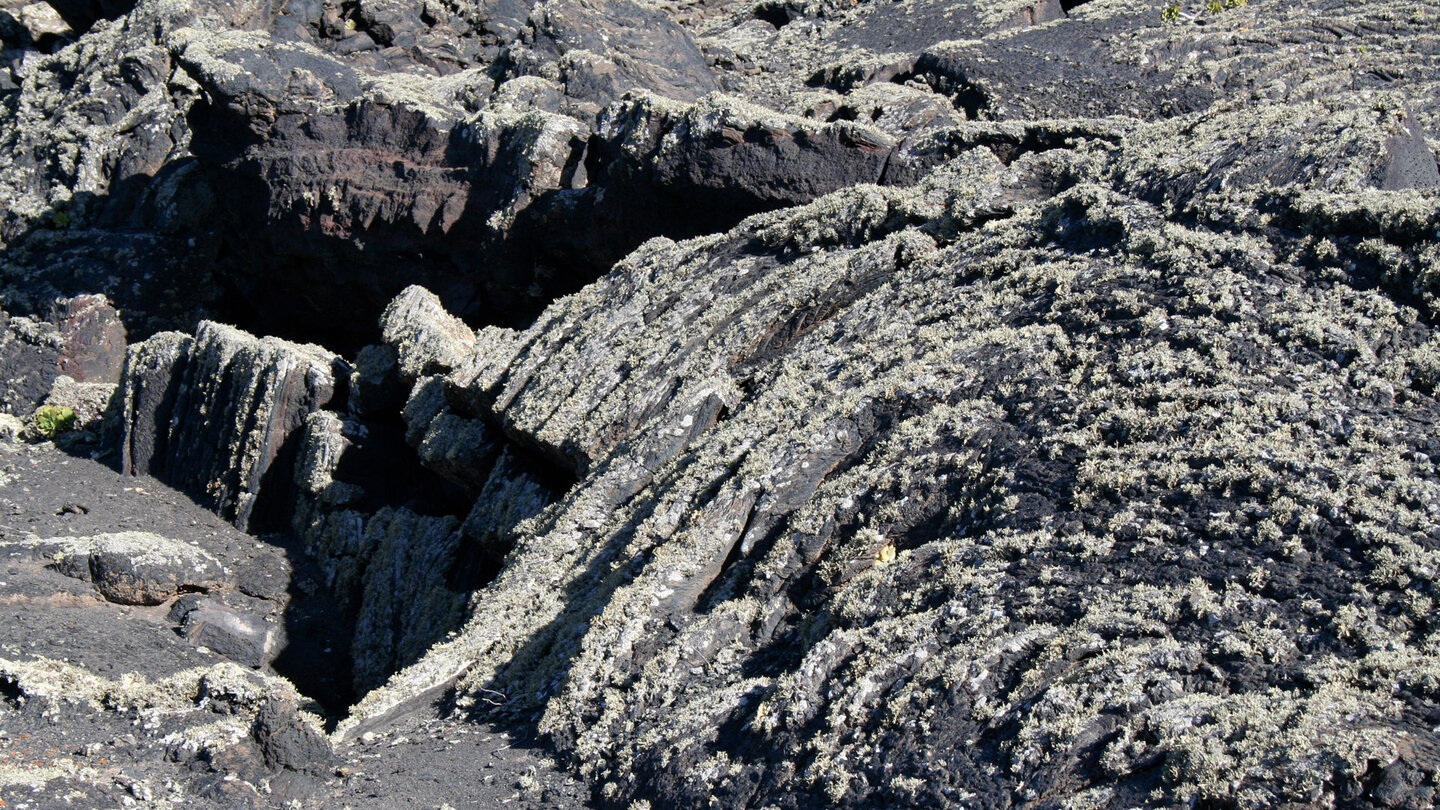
left=118, top=321, right=342, bottom=530
left=357, top=156, right=1440, bottom=809
left=5, top=0, right=1440, bottom=808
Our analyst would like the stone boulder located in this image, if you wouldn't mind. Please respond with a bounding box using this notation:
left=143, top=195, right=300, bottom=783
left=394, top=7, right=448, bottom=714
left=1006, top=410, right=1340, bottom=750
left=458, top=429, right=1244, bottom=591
left=26, top=531, right=226, bottom=605
left=52, top=293, right=127, bottom=383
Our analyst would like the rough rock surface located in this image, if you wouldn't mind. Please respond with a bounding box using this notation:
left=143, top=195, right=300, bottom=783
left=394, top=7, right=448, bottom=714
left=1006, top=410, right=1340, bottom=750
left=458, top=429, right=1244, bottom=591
left=0, top=292, right=125, bottom=419
left=3, top=0, right=1440, bottom=808
left=0, top=433, right=589, bottom=808
left=22, top=530, right=225, bottom=605
left=343, top=7, right=1440, bottom=808
left=118, top=321, right=342, bottom=531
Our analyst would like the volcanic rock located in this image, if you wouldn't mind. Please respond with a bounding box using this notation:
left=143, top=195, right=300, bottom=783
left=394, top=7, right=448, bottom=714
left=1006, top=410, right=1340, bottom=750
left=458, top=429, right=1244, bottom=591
left=348, top=79, right=1440, bottom=810
left=175, top=598, right=279, bottom=668
left=22, top=530, right=225, bottom=605
left=380, top=284, right=477, bottom=382
left=51, top=293, right=126, bottom=383
left=347, top=343, right=405, bottom=416
left=117, top=321, right=342, bottom=530
left=5, top=0, right=1440, bottom=808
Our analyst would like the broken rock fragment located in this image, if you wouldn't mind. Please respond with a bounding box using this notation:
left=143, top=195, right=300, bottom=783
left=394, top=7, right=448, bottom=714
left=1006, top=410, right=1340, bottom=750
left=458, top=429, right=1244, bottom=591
left=170, top=596, right=278, bottom=668
left=37, top=531, right=225, bottom=606
left=380, top=284, right=477, bottom=382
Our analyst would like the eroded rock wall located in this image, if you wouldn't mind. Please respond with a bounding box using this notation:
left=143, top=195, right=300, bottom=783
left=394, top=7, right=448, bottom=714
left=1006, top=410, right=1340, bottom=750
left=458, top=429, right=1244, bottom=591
left=118, top=321, right=341, bottom=530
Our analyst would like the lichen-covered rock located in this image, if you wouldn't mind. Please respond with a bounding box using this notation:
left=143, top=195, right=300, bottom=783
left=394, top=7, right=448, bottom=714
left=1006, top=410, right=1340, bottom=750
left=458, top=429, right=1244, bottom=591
left=18, top=531, right=225, bottom=605
left=0, top=656, right=326, bottom=804
left=416, top=412, right=500, bottom=491
left=0, top=310, right=63, bottom=416
left=40, top=374, right=114, bottom=433
left=293, top=410, right=366, bottom=508
left=348, top=75, right=1440, bottom=808
left=10, top=0, right=1440, bottom=807
left=117, top=321, right=341, bottom=530
left=380, top=285, right=477, bottom=382
left=507, top=0, right=719, bottom=108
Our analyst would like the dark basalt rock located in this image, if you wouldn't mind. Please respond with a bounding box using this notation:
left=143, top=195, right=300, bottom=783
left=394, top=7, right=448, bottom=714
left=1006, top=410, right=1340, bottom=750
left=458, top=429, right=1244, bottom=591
left=6, top=0, right=1440, bottom=808
left=252, top=697, right=338, bottom=775
left=40, top=530, right=226, bottom=605
left=118, top=321, right=341, bottom=531
left=52, top=293, right=126, bottom=383
left=380, top=285, right=476, bottom=382
left=178, top=599, right=278, bottom=668
left=0, top=309, right=63, bottom=416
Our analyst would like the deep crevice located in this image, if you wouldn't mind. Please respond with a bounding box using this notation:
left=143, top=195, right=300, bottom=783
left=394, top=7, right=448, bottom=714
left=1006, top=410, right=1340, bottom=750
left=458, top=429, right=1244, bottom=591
left=752, top=1, right=797, bottom=29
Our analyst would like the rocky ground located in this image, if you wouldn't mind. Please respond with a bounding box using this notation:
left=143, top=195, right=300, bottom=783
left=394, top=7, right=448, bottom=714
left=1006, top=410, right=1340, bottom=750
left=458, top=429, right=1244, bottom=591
left=1, top=0, right=1439, bottom=808
left=0, top=435, right=591, bottom=809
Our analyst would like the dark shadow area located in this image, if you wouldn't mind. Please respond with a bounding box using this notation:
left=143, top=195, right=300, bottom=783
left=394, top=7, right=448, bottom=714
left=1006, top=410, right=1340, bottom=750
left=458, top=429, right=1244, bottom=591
left=751, top=1, right=798, bottom=29
left=0, top=673, right=22, bottom=705
left=27, top=0, right=135, bottom=37
left=0, top=187, right=235, bottom=343
left=261, top=527, right=360, bottom=721
left=171, top=81, right=902, bottom=355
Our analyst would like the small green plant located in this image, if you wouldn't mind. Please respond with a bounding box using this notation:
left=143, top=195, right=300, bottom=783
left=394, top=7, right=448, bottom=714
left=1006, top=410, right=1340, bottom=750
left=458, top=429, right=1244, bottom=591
left=1164, top=0, right=1244, bottom=22
left=33, top=405, right=77, bottom=437
left=49, top=210, right=71, bottom=229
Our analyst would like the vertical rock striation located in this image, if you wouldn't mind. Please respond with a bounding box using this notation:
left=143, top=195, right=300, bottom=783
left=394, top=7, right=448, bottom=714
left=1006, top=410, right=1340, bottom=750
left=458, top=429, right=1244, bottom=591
left=119, top=321, right=341, bottom=531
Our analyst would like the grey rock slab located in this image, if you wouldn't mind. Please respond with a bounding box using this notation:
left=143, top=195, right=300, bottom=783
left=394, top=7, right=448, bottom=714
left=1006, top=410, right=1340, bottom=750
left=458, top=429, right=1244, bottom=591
left=180, top=600, right=278, bottom=668
left=380, top=284, right=477, bottom=382
left=516, top=0, right=719, bottom=106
